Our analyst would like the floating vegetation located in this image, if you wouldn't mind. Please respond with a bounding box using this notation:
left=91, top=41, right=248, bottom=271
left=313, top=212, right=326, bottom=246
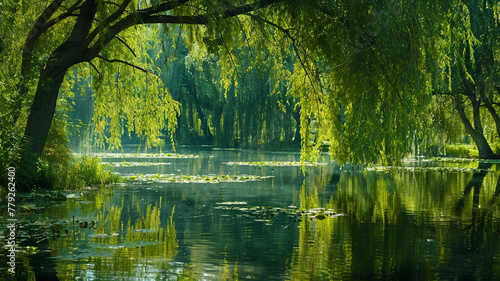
left=223, top=161, right=326, bottom=167
left=213, top=204, right=345, bottom=225
left=126, top=174, right=273, bottom=183
left=365, top=166, right=493, bottom=173
left=216, top=201, right=248, bottom=205
left=424, top=157, right=500, bottom=164
left=102, top=161, right=171, bottom=167
left=424, top=157, right=478, bottom=163
left=78, top=152, right=199, bottom=159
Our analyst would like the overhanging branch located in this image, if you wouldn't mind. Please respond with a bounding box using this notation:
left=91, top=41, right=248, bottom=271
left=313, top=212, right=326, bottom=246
left=96, top=55, right=157, bottom=76
left=85, top=0, right=280, bottom=60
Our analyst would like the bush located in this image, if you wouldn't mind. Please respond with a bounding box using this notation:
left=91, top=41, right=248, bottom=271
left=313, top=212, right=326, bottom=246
left=444, top=144, right=477, bottom=158
left=64, top=156, right=122, bottom=189
left=41, top=118, right=121, bottom=190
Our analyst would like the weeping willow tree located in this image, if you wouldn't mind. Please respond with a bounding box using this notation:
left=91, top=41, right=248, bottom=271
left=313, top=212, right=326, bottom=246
left=429, top=1, right=500, bottom=158
left=159, top=28, right=297, bottom=148
left=3, top=0, right=500, bottom=190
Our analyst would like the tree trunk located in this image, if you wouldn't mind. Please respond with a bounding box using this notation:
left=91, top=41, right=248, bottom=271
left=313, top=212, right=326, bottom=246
left=455, top=103, right=498, bottom=159
left=23, top=69, right=66, bottom=156
left=19, top=0, right=97, bottom=190
left=186, top=79, right=213, bottom=142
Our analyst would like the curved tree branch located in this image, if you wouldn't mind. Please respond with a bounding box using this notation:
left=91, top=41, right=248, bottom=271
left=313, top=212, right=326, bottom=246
left=84, top=0, right=279, bottom=61
left=13, top=0, right=69, bottom=123
left=96, top=55, right=157, bottom=76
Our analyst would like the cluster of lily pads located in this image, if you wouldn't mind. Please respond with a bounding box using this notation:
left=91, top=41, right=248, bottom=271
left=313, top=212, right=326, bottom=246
left=213, top=202, right=345, bottom=226
left=101, top=161, right=171, bottom=167
left=83, top=152, right=199, bottom=159
left=223, top=161, right=326, bottom=167
left=365, top=166, right=493, bottom=173
left=425, top=157, right=477, bottom=163
left=126, top=174, right=273, bottom=183
left=425, top=157, right=500, bottom=164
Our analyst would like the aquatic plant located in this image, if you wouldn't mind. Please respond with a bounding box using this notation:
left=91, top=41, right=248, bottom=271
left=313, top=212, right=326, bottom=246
left=425, top=157, right=500, bottom=164
left=364, top=166, right=493, bottom=174
left=64, top=156, right=122, bottom=189
left=85, top=152, right=198, bottom=159
left=102, top=161, right=171, bottom=167
left=223, top=161, right=326, bottom=167
left=126, top=174, right=273, bottom=183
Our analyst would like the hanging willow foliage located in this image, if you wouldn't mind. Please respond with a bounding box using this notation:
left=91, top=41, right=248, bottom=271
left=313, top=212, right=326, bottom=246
left=3, top=0, right=500, bottom=170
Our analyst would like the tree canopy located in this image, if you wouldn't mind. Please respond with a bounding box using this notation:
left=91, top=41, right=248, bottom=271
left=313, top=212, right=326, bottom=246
left=3, top=0, right=500, bottom=190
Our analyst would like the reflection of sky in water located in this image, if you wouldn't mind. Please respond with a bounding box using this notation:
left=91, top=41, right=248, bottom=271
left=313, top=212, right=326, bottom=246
left=2, top=148, right=500, bottom=280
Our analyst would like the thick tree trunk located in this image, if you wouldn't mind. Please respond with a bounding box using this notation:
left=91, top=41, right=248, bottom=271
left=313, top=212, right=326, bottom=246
left=23, top=69, right=66, bottom=156
left=23, top=0, right=96, bottom=157
left=19, top=0, right=97, bottom=190
left=17, top=63, right=68, bottom=192
left=455, top=103, right=498, bottom=159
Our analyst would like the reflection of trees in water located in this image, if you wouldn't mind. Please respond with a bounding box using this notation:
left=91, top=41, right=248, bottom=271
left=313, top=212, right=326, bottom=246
left=50, top=200, right=178, bottom=280
left=288, top=165, right=500, bottom=280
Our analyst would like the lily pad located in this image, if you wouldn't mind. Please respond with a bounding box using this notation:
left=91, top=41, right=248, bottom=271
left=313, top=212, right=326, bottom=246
left=213, top=204, right=345, bottom=223
left=82, top=152, right=198, bottom=159
left=126, top=174, right=273, bottom=183
left=102, top=162, right=171, bottom=167
left=223, top=161, right=326, bottom=167
left=365, top=166, right=493, bottom=174
left=216, top=201, right=248, bottom=205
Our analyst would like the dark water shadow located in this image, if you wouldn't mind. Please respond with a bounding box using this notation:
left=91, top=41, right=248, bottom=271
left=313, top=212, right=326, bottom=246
left=454, top=162, right=493, bottom=214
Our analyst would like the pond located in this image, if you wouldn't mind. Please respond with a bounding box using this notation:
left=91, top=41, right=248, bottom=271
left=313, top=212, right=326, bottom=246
left=2, top=147, right=500, bottom=280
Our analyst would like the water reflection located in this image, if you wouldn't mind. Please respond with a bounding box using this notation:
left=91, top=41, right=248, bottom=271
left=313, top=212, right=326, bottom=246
left=2, top=150, right=500, bottom=280
left=290, top=161, right=500, bottom=280
left=50, top=199, right=177, bottom=280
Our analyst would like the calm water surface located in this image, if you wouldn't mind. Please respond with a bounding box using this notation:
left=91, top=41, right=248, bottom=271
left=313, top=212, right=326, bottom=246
left=2, top=147, right=500, bottom=280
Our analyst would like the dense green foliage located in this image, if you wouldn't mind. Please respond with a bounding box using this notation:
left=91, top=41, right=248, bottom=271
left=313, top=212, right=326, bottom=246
left=4, top=0, right=500, bottom=190
left=159, top=30, right=298, bottom=148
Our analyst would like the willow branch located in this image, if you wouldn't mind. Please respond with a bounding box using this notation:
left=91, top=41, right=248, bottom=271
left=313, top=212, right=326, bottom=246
left=115, top=36, right=136, bottom=57
left=248, top=14, right=321, bottom=117
left=89, top=61, right=100, bottom=75
left=96, top=55, right=156, bottom=76
left=82, top=0, right=133, bottom=50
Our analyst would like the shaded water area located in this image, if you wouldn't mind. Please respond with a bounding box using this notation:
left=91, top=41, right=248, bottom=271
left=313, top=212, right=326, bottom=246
left=2, top=147, right=500, bottom=280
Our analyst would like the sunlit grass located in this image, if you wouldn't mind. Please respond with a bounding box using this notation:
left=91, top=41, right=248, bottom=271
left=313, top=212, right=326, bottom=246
left=64, top=156, right=122, bottom=189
